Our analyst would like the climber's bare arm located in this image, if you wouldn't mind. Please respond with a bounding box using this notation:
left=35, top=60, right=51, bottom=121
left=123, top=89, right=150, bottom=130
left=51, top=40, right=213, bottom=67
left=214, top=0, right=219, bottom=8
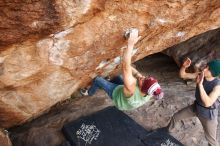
left=122, top=30, right=141, bottom=97
left=122, top=43, right=137, bottom=97
left=197, top=72, right=220, bottom=107
left=179, top=57, right=199, bottom=80
left=131, top=66, right=144, bottom=79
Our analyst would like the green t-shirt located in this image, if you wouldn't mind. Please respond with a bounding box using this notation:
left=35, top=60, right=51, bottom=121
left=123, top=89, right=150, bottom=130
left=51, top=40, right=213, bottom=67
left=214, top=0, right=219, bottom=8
left=112, top=85, right=152, bottom=111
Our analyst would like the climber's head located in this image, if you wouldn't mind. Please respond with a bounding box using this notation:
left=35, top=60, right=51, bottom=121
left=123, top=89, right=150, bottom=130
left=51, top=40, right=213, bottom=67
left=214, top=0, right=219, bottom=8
left=203, top=60, right=220, bottom=78
left=139, top=76, right=164, bottom=100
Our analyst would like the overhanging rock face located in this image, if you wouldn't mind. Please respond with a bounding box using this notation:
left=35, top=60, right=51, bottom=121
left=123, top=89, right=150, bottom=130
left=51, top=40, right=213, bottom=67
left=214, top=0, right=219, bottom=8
left=0, top=0, right=220, bottom=128
left=164, top=28, right=220, bottom=70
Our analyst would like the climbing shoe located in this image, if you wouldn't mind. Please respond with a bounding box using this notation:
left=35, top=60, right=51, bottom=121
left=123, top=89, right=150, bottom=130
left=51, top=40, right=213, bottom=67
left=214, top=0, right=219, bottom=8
left=80, top=88, right=89, bottom=96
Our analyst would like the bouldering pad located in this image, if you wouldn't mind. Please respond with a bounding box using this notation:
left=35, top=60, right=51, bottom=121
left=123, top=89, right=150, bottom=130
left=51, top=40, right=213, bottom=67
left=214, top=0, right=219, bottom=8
left=142, top=131, right=184, bottom=146
left=62, top=106, right=183, bottom=146
left=62, top=106, right=148, bottom=146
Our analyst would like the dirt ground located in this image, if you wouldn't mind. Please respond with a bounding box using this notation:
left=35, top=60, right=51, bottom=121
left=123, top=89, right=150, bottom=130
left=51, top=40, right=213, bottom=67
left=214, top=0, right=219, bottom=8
left=10, top=54, right=220, bottom=146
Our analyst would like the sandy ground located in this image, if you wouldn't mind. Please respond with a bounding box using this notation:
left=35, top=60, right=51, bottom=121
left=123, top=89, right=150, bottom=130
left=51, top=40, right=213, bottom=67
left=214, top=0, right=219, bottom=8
left=10, top=54, right=220, bottom=146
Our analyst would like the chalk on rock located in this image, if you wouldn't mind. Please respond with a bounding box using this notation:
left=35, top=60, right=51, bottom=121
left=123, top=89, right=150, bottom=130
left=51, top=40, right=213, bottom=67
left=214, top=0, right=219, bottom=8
left=124, top=28, right=139, bottom=39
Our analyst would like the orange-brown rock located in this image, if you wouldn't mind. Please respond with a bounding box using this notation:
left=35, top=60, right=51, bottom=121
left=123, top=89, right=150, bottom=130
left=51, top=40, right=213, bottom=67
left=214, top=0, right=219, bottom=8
left=0, top=130, right=12, bottom=146
left=0, top=0, right=220, bottom=128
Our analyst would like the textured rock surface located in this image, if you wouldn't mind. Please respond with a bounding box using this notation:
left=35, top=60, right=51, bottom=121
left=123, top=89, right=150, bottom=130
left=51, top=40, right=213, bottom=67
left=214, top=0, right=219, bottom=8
left=10, top=54, right=220, bottom=146
left=0, top=130, right=12, bottom=146
left=164, top=27, right=220, bottom=70
left=0, top=0, right=220, bottom=128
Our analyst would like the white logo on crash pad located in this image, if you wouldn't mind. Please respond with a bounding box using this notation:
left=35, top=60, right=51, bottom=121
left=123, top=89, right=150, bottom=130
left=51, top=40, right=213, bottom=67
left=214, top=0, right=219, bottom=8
left=76, top=123, right=101, bottom=144
left=161, top=139, right=179, bottom=146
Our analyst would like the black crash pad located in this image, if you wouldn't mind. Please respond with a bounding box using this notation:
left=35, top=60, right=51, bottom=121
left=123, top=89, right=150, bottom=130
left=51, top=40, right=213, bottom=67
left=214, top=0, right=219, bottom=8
left=142, top=131, right=184, bottom=146
left=62, top=106, right=184, bottom=146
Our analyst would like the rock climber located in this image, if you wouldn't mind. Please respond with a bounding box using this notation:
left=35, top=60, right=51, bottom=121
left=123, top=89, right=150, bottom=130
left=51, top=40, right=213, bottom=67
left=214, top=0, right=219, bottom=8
left=80, top=28, right=164, bottom=110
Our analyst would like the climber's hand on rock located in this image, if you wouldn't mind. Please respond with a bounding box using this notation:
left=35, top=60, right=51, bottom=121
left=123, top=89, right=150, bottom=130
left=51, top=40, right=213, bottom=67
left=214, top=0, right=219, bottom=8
left=128, top=29, right=141, bottom=46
